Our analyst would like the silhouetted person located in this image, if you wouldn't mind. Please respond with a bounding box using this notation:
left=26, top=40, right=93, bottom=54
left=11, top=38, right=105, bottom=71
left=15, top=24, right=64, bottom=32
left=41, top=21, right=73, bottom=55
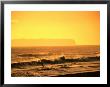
left=41, top=62, right=45, bottom=68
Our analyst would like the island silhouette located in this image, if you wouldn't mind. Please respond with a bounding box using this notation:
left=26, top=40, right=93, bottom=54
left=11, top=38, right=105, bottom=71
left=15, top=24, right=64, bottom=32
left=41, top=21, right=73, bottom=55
left=12, top=39, right=75, bottom=47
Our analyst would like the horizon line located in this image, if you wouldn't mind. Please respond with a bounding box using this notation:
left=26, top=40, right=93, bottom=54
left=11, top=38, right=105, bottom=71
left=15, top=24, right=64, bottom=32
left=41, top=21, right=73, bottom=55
left=11, top=45, right=100, bottom=47
left=11, top=38, right=75, bottom=40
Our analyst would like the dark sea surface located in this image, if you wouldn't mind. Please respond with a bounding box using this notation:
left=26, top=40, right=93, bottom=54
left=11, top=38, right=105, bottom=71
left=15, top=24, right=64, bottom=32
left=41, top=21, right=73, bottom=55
left=11, top=45, right=100, bottom=77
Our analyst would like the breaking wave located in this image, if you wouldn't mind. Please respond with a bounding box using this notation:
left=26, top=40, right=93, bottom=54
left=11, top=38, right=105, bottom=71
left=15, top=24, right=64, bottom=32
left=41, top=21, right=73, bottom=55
left=12, top=56, right=100, bottom=68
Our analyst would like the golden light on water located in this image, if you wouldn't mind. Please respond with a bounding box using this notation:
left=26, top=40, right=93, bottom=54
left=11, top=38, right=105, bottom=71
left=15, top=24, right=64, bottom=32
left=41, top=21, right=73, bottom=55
left=11, top=11, right=100, bottom=47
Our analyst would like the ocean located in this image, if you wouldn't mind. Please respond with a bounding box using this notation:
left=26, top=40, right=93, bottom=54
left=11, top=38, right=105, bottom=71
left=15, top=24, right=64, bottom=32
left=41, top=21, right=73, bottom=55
left=11, top=45, right=100, bottom=77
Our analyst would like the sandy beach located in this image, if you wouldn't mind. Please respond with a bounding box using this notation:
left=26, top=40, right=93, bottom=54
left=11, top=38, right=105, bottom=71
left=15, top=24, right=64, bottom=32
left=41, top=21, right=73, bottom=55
left=53, top=71, right=100, bottom=77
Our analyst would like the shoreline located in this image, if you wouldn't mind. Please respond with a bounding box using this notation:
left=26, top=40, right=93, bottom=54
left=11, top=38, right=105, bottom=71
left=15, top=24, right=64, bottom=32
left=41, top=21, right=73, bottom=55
left=52, top=71, right=100, bottom=77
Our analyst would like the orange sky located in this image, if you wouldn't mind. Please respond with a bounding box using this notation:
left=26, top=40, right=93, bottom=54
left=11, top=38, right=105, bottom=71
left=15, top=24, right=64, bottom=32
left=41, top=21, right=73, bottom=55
left=11, top=11, right=100, bottom=46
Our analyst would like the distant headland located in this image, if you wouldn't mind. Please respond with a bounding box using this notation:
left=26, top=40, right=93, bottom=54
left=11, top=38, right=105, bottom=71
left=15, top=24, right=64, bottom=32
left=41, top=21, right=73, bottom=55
left=12, top=39, right=75, bottom=47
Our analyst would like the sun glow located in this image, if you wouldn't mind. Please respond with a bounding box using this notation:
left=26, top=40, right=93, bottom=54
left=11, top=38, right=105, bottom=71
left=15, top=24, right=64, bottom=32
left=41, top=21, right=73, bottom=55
left=11, top=11, right=100, bottom=47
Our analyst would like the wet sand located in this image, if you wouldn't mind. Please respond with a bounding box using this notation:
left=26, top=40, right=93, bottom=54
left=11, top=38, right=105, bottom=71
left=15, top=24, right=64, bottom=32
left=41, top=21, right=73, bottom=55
left=11, top=61, right=100, bottom=77
left=53, top=71, right=100, bottom=77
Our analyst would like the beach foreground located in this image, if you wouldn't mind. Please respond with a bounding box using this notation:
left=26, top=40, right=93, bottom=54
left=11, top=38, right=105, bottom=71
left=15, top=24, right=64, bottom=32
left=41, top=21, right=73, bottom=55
left=53, top=71, right=100, bottom=77
left=12, top=60, right=100, bottom=77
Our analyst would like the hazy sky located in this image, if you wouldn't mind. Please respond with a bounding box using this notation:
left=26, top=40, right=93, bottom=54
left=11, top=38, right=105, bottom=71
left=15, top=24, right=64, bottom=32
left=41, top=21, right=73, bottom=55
left=11, top=11, right=100, bottom=46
